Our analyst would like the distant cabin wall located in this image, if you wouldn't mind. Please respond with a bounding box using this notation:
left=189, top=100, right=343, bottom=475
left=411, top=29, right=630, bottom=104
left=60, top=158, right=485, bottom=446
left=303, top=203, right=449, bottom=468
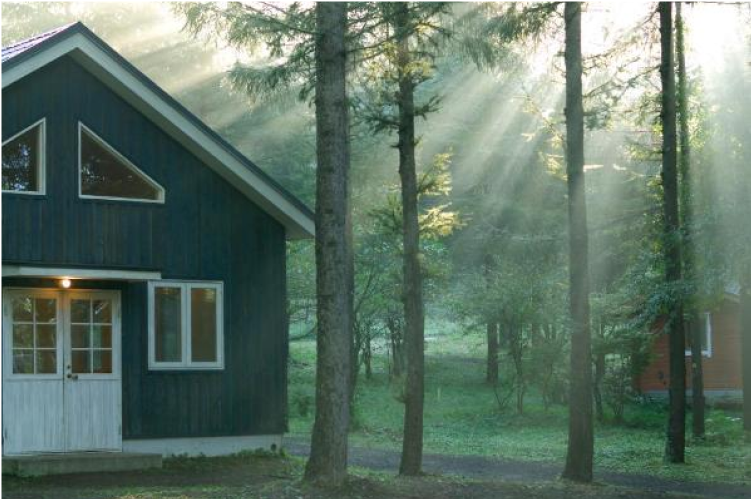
left=2, top=55, right=289, bottom=438
left=638, top=300, right=743, bottom=397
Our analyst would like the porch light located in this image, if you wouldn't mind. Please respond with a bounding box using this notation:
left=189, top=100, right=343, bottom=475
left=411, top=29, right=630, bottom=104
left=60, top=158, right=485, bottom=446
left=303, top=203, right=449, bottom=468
left=60, top=278, right=72, bottom=289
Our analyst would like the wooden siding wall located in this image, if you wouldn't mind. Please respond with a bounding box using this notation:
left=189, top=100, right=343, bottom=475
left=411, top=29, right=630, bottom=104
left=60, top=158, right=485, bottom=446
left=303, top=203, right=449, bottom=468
left=638, top=301, right=743, bottom=393
left=2, top=57, right=289, bottom=438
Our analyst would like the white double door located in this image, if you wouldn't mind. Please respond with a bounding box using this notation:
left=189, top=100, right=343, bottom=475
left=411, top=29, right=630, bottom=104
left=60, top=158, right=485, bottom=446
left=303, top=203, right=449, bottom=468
left=2, top=288, right=122, bottom=455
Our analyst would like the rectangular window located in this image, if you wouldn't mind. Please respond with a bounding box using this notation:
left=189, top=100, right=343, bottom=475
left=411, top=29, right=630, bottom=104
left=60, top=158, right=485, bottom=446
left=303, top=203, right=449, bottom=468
left=685, top=312, right=713, bottom=358
left=2, top=118, right=45, bottom=194
left=148, top=281, right=223, bottom=369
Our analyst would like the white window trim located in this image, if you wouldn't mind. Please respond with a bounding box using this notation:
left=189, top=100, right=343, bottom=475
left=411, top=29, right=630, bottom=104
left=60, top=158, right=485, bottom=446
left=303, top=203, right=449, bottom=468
left=685, top=312, right=712, bottom=358
left=78, top=122, right=166, bottom=204
left=148, top=280, right=224, bottom=370
left=1, top=117, right=46, bottom=195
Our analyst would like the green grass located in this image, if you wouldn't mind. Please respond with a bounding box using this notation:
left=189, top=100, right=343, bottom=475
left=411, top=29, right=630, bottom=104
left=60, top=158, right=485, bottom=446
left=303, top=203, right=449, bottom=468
left=4, top=453, right=717, bottom=499
left=288, top=321, right=751, bottom=485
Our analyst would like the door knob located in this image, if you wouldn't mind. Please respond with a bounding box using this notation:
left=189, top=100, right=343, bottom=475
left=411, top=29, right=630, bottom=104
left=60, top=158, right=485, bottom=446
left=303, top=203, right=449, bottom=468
left=67, top=373, right=78, bottom=380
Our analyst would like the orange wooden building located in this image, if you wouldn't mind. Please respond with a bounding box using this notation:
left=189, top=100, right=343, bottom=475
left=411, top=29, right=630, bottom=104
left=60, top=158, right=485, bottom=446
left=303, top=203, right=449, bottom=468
left=637, top=288, right=743, bottom=401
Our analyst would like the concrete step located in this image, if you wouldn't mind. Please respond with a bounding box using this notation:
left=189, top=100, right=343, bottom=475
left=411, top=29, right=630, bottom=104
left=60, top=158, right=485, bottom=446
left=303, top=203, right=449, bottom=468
left=3, top=451, right=162, bottom=477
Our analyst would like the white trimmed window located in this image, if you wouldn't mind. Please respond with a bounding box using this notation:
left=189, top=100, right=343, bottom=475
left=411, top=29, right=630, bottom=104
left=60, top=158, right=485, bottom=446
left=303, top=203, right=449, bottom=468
left=148, top=281, right=223, bottom=370
left=685, top=312, right=712, bottom=358
left=2, top=118, right=46, bottom=194
left=78, top=122, right=165, bottom=203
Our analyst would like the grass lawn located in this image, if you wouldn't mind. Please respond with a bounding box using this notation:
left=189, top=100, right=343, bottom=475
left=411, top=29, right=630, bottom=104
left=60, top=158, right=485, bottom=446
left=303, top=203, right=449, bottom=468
left=1, top=453, right=719, bottom=499
left=288, top=321, right=751, bottom=485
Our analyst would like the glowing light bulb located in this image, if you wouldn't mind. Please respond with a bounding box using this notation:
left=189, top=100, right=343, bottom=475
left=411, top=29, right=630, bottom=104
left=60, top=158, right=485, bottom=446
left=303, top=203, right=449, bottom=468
left=61, top=278, right=72, bottom=289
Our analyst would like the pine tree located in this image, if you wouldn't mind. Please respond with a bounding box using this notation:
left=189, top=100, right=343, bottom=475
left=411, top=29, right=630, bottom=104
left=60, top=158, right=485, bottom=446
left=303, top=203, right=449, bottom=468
left=659, top=1, right=687, bottom=464
left=354, top=2, right=449, bottom=475
left=675, top=2, right=705, bottom=439
left=176, top=2, right=355, bottom=484
left=393, top=3, right=426, bottom=475
left=561, top=2, right=594, bottom=483
left=304, top=2, right=353, bottom=485
left=743, top=276, right=751, bottom=434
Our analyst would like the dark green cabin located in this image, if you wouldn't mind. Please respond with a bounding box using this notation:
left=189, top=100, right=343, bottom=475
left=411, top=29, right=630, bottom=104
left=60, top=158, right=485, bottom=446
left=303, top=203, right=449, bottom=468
left=1, top=23, right=314, bottom=456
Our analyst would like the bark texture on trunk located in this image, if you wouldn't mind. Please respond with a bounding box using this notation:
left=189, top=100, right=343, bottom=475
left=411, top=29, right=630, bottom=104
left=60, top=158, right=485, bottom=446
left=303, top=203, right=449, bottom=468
left=304, top=2, right=352, bottom=485
left=660, top=1, right=687, bottom=464
left=594, top=348, right=605, bottom=423
left=742, top=278, right=751, bottom=433
left=487, top=322, right=499, bottom=385
left=562, top=2, right=594, bottom=484
left=395, top=2, right=426, bottom=477
left=675, top=3, right=705, bottom=439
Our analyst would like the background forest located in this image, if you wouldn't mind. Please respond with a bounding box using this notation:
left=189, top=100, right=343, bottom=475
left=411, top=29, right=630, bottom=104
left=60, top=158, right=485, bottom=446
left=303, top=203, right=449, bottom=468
left=3, top=0, right=750, bottom=488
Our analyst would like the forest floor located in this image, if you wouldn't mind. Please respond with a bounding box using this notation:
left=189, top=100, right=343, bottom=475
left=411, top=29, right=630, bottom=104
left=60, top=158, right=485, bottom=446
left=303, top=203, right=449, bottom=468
left=288, top=321, right=751, bottom=486
left=284, top=437, right=751, bottom=499
left=0, top=452, right=733, bottom=499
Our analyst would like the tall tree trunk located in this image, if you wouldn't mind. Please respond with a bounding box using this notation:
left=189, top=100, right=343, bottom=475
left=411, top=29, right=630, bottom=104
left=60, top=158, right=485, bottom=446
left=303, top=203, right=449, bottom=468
left=487, top=322, right=499, bottom=385
left=395, top=2, right=425, bottom=477
left=742, top=276, right=751, bottom=434
left=305, top=2, right=352, bottom=485
left=594, top=328, right=606, bottom=424
left=562, top=2, right=594, bottom=483
left=675, top=3, right=705, bottom=439
left=364, top=329, right=373, bottom=380
left=659, top=1, right=687, bottom=464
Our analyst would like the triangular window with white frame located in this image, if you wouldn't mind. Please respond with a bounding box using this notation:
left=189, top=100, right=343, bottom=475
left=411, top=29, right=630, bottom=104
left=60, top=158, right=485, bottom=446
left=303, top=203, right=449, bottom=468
left=79, top=123, right=165, bottom=202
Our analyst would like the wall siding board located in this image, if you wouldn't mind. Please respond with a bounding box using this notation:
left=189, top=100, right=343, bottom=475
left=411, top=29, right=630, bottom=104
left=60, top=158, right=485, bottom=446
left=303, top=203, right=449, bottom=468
left=638, top=301, right=743, bottom=393
left=2, top=56, right=288, bottom=439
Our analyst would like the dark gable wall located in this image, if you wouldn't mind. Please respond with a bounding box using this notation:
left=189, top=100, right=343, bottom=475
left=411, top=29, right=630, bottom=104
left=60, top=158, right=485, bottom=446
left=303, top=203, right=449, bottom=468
left=2, top=56, right=288, bottom=438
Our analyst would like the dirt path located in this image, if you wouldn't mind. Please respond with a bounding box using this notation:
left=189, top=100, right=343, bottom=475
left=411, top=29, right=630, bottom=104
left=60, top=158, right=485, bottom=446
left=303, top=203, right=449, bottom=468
left=284, top=437, right=751, bottom=499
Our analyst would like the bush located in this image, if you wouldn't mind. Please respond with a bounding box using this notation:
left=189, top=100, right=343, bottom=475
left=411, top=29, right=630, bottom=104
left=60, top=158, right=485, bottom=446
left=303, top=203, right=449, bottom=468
left=291, top=390, right=313, bottom=418
left=701, top=411, right=745, bottom=447
left=602, top=354, right=638, bottom=424
left=622, top=399, right=667, bottom=430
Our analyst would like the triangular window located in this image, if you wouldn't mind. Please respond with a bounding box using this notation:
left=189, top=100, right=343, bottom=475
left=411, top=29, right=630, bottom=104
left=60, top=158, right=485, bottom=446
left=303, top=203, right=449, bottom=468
left=79, top=123, right=165, bottom=202
left=2, top=119, right=45, bottom=194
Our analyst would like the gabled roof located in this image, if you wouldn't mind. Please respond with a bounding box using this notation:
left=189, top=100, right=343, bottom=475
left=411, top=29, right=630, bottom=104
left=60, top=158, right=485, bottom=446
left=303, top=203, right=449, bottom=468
left=2, top=22, right=314, bottom=239
left=2, top=23, right=77, bottom=62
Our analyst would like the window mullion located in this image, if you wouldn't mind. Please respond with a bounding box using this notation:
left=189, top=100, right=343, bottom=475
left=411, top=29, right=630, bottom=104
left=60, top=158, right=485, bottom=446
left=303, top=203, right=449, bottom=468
left=183, top=284, right=190, bottom=367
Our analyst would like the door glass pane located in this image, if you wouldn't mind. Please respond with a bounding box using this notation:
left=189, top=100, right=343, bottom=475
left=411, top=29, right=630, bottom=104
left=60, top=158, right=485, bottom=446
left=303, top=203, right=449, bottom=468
left=71, top=325, right=90, bottom=348
left=92, top=325, right=112, bottom=348
left=2, top=125, right=40, bottom=192
left=36, top=350, right=57, bottom=374
left=10, top=294, right=59, bottom=375
left=72, top=350, right=90, bottom=374
left=93, top=300, right=111, bottom=323
left=155, top=287, right=182, bottom=362
left=35, top=298, right=56, bottom=323
left=13, top=350, right=34, bottom=374
left=93, top=350, right=112, bottom=374
left=37, top=324, right=56, bottom=348
left=191, top=288, right=217, bottom=362
left=70, top=299, right=90, bottom=323
left=13, top=324, right=33, bottom=348
left=12, top=297, right=32, bottom=322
